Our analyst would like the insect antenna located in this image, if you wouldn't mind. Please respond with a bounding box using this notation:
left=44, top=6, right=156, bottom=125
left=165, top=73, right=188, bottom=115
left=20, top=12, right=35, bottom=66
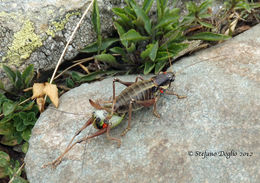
left=49, top=106, right=87, bottom=116
left=174, top=54, right=229, bottom=76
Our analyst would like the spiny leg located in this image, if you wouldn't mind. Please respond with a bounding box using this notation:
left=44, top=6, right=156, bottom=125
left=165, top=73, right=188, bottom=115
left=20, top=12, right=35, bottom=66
left=43, top=128, right=107, bottom=168
left=164, top=90, right=186, bottom=99
left=121, top=99, right=134, bottom=136
left=135, top=76, right=144, bottom=82
left=111, top=78, right=135, bottom=116
left=65, top=117, right=94, bottom=152
left=153, top=96, right=160, bottom=118
left=121, top=98, right=159, bottom=136
left=134, top=98, right=160, bottom=118
left=89, top=99, right=112, bottom=113
left=106, top=124, right=121, bottom=147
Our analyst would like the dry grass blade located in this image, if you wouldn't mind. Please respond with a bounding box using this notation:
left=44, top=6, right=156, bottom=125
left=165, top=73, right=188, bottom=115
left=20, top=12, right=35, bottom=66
left=49, top=0, right=95, bottom=84
left=79, top=63, right=90, bottom=74
left=54, top=56, right=95, bottom=80
left=8, top=162, right=25, bottom=183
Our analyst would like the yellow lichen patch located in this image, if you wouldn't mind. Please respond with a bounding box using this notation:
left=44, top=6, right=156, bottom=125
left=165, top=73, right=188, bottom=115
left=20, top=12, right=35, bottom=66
left=3, top=20, right=42, bottom=66
left=46, top=11, right=81, bottom=37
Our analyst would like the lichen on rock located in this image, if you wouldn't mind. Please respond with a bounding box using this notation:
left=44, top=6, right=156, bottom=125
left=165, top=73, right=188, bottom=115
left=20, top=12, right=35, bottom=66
left=3, top=20, right=42, bottom=66
left=46, top=11, right=81, bottom=37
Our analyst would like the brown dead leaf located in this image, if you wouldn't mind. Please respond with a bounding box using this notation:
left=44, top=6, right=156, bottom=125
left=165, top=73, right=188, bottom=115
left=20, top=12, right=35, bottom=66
left=23, top=87, right=33, bottom=92
left=31, top=83, right=45, bottom=99
left=36, top=97, right=45, bottom=113
left=43, top=82, right=59, bottom=108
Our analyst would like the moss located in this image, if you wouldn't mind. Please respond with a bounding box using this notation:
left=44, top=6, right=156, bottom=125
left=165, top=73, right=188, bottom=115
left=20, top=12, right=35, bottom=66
left=3, top=20, right=42, bottom=66
left=46, top=11, right=81, bottom=37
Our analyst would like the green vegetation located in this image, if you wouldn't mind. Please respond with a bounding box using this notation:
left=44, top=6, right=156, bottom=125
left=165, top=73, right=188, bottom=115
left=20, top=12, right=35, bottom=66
left=0, top=65, right=38, bottom=181
left=81, top=0, right=231, bottom=75
left=0, top=151, right=27, bottom=182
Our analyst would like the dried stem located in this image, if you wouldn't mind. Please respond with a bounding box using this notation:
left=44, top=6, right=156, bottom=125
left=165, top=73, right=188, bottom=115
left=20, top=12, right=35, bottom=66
left=8, top=162, right=25, bottom=183
left=49, top=0, right=94, bottom=84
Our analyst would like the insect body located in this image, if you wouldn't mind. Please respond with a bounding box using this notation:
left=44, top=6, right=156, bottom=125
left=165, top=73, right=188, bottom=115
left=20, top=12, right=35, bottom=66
left=111, top=72, right=185, bottom=136
left=44, top=72, right=185, bottom=168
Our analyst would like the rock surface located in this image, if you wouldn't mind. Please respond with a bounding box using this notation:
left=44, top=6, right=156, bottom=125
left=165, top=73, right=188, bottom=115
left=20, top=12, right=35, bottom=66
left=25, top=24, right=260, bottom=182
left=0, top=0, right=222, bottom=83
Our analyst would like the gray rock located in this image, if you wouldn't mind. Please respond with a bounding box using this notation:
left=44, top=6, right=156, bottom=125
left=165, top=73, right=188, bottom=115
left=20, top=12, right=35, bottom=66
left=0, top=0, right=224, bottom=85
left=25, top=25, right=260, bottom=182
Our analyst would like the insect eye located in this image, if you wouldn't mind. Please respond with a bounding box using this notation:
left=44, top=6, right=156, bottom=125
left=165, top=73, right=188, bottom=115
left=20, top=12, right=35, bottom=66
left=96, top=118, right=101, bottom=123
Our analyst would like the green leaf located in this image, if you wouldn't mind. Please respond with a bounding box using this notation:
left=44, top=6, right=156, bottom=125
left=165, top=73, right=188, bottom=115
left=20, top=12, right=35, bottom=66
left=71, top=72, right=81, bottom=82
left=0, top=80, right=4, bottom=90
left=22, top=64, right=34, bottom=87
left=13, top=131, right=23, bottom=144
left=94, top=54, right=118, bottom=66
left=18, top=112, right=27, bottom=121
left=0, top=135, right=18, bottom=146
left=3, top=102, right=17, bottom=116
left=0, top=151, right=10, bottom=167
left=112, top=8, right=132, bottom=23
left=0, top=114, right=14, bottom=124
left=13, top=115, right=22, bottom=127
left=186, top=1, right=198, bottom=14
left=130, top=1, right=152, bottom=35
left=161, top=28, right=182, bottom=47
left=155, top=8, right=180, bottom=29
left=21, top=128, right=31, bottom=142
left=0, top=122, right=14, bottom=135
left=198, top=13, right=212, bottom=18
left=22, top=101, right=35, bottom=111
left=114, top=22, right=126, bottom=37
left=121, top=29, right=148, bottom=43
left=149, top=41, right=158, bottom=61
left=16, top=122, right=26, bottom=132
left=109, top=47, right=126, bottom=56
left=157, top=0, right=168, bottom=20
left=199, top=0, right=212, bottom=14
left=114, top=22, right=128, bottom=47
left=126, top=42, right=136, bottom=53
left=143, top=0, right=154, bottom=14
left=2, top=65, right=16, bottom=84
left=23, top=112, right=36, bottom=126
left=167, top=42, right=189, bottom=55
left=198, top=19, right=214, bottom=28
left=141, top=44, right=153, bottom=60
left=80, top=70, right=118, bottom=82
left=144, top=61, right=155, bottom=75
left=156, top=52, right=174, bottom=62
left=12, top=176, right=28, bottom=183
left=123, top=6, right=136, bottom=19
left=66, top=78, right=74, bottom=88
left=22, top=142, right=29, bottom=154
left=14, top=70, right=23, bottom=90
left=187, top=32, right=231, bottom=41
left=92, top=0, right=101, bottom=51
left=155, top=60, right=167, bottom=74
left=80, top=38, right=119, bottom=53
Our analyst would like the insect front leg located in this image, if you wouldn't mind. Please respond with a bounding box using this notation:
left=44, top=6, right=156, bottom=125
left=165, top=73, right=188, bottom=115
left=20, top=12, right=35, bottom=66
left=106, top=123, right=121, bottom=147
left=43, top=127, right=107, bottom=168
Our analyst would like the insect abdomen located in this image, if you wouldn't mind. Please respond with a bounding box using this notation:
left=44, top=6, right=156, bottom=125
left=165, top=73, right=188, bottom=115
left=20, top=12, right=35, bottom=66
left=114, top=80, right=157, bottom=113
